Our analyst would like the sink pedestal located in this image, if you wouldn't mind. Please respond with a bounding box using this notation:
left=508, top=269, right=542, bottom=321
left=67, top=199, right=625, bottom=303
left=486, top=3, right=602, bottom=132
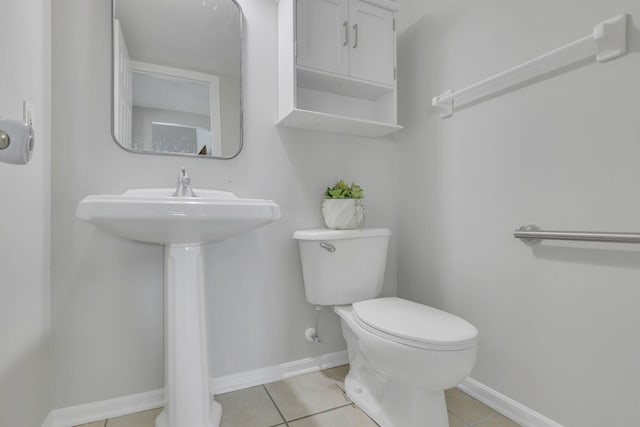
left=155, top=245, right=221, bottom=427
left=76, top=187, right=281, bottom=427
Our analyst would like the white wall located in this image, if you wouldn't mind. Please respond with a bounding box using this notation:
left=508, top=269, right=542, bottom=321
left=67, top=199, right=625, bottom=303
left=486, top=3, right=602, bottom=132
left=0, top=0, right=51, bottom=425
left=51, top=0, right=398, bottom=408
left=396, top=1, right=640, bottom=426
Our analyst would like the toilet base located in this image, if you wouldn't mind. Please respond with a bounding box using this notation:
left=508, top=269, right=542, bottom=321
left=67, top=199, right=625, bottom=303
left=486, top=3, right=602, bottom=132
left=335, top=304, right=473, bottom=427
left=345, top=373, right=448, bottom=427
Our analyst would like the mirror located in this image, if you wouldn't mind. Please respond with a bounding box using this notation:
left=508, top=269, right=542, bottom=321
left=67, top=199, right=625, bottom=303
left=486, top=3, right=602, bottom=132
left=112, top=0, right=243, bottom=159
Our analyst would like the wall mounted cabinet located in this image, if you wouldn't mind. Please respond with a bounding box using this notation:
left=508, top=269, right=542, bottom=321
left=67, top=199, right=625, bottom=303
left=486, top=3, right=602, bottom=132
left=277, top=0, right=402, bottom=138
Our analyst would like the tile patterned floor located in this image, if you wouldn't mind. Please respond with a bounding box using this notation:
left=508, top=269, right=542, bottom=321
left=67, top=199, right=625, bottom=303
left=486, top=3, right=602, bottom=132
left=76, top=365, right=520, bottom=427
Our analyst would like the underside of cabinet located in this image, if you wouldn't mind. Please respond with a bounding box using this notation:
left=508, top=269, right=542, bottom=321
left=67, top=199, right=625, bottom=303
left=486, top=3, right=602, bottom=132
left=277, top=108, right=402, bottom=138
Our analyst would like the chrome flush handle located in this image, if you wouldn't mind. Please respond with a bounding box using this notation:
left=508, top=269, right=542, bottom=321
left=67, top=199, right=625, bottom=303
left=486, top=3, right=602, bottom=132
left=320, top=242, right=336, bottom=253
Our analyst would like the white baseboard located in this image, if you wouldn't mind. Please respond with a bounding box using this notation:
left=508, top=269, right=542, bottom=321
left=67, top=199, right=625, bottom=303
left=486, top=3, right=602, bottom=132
left=210, top=350, right=349, bottom=394
left=44, top=350, right=349, bottom=427
left=48, top=389, right=165, bottom=427
left=458, top=377, right=564, bottom=427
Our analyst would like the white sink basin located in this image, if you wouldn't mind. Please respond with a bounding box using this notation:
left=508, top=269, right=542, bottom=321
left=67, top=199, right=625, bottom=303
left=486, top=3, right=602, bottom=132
left=76, top=188, right=281, bottom=245
left=76, top=187, right=281, bottom=427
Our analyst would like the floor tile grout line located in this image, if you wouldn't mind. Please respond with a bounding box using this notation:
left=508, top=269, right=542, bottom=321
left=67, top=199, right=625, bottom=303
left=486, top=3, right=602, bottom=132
left=356, top=403, right=380, bottom=426
left=447, top=410, right=471, bottom=427
left=329, top=376, right=381, bottom=426
left=468, top=413, right=501, bottom=427
left=284, top=401, right=355, bottom=424
left=448, top=389, right=512, bottom=426
left=331, top=381, right=351, bottom=402
left=263, top=384, right=290, bottom=427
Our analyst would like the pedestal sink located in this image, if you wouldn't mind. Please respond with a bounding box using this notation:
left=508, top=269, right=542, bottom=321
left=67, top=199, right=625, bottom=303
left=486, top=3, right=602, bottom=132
left=76, top=188, right=281, bottom=427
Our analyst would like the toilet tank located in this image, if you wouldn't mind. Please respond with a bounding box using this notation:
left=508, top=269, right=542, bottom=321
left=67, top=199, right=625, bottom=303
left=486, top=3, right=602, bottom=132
left=293, top=228, right=391, bottom=305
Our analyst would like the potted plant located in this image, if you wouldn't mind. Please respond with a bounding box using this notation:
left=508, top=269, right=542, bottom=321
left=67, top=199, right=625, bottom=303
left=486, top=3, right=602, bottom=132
left=322, top=180, right=365, bottom=229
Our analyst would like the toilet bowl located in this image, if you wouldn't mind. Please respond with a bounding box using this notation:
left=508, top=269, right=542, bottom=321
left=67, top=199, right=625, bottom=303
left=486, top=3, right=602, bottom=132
left=293, top=228, right=479, bottom=427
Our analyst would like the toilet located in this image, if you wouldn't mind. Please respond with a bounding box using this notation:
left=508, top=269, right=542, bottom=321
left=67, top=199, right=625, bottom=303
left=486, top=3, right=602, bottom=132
left=293, top=228, right=479, bottom=427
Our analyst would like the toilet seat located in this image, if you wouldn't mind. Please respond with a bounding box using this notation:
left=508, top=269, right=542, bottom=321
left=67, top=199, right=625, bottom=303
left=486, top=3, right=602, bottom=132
left=352, top=297, right=478, bottom=351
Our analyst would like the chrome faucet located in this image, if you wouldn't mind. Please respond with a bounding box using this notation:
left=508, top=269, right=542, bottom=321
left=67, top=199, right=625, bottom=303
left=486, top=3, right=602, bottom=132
left=172, top=167, right=197, bottom=197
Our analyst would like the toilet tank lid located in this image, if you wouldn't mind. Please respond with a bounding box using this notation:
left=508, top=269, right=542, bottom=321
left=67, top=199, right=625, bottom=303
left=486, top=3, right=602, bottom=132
left=353, top=297, right=478, bottom=350
left=293, top=228, right=391, bottom=241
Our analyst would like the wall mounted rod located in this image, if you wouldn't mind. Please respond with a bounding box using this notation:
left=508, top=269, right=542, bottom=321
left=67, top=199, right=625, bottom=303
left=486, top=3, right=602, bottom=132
left=514, top=225, right=640, bottom=245
left=432, top=14, right=628, bottom=118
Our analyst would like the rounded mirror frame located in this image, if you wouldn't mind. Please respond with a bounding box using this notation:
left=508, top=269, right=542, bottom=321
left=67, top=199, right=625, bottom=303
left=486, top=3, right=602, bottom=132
left=110, top=0, right=244, bottom=160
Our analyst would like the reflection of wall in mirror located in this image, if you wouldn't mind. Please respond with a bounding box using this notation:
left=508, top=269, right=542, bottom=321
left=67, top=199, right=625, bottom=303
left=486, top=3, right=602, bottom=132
left=152, top=122, right=197, bottom=154
left=132, top=107, right=210, bottom=154
left=150, top=122, right=213, bottom=155
left=219, top=75, right=240, bottom=157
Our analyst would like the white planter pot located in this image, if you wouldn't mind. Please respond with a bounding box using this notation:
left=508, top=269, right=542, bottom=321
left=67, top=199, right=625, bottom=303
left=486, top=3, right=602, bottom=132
left=322, top=198, right=365, bottom=230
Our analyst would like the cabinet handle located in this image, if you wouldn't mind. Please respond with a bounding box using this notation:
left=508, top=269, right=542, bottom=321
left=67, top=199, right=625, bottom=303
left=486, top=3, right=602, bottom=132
left=353, top=23, right=358, bottom=48
left=343, top=21, right=349, bottom=46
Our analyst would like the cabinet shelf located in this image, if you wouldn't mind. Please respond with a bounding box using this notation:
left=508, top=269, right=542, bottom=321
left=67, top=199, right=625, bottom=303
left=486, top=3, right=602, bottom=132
left=277, top=108, right=403, bottom=138
left=297, top=66, right=394, bottom=100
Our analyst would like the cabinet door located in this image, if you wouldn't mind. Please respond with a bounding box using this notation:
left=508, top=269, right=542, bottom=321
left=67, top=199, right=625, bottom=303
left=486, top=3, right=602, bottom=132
left=296, top=0, right=349, bottom=76
left=348, top=0, right=395, bottom=86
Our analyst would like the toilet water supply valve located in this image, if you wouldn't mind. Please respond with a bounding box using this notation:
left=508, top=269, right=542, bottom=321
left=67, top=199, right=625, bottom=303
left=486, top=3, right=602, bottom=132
left=305, top=306, right=323, bottom=343
left=305, top=242, right=334, bottom=342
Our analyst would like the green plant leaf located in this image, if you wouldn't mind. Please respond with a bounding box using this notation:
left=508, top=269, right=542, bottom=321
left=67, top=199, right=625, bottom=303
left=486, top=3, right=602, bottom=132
left=350, top=183, right=363, bottom=199
left=324, top=180, right=364, bottom=199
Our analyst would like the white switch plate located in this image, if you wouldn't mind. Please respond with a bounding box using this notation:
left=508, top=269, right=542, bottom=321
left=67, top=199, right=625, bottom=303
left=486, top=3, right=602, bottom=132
left=23, top=99, right=35, bottom=126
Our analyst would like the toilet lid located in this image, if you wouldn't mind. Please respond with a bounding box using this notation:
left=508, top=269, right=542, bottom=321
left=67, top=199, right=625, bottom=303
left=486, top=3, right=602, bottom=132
left=352, top=297, right=478, bottom=350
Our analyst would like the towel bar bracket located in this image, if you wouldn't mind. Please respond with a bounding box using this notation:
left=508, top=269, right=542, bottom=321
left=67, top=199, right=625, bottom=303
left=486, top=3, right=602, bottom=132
left=515, top=224, right=542, bottom=245
left=594, top=14, right=628, bottom=62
